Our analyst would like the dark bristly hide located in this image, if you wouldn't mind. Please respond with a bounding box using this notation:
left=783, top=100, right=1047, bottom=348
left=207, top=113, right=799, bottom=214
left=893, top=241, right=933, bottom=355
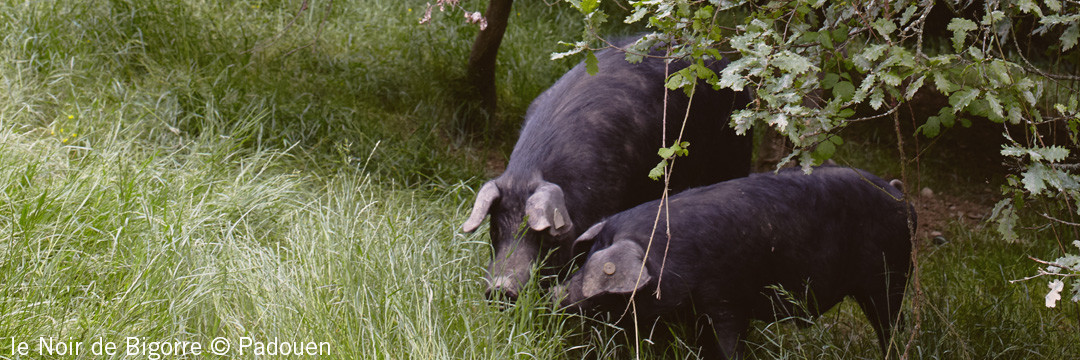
left=559, top=167, right=915, bottom=359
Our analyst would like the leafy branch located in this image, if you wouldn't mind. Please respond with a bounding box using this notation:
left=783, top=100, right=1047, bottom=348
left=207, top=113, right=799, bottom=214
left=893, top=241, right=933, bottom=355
left=557, top=0, right=1080, bottom=348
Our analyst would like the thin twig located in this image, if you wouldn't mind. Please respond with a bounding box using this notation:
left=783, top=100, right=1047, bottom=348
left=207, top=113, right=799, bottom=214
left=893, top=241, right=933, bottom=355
left=845, top=103, right=902, bottom=123
left=1010, top=256, right=1080, bottom=283
left=1040, top=212, right=1080, bottom=227
left=1010, top=24, right=1080, bottom=81
left=897, top=106, right=922, bottom=360
left=1050, top=163, right=1080, bottom=171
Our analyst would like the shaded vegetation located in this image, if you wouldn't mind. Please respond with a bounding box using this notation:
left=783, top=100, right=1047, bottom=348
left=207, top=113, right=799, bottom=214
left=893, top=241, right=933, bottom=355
left=0, top=0, right=1077, bottom=359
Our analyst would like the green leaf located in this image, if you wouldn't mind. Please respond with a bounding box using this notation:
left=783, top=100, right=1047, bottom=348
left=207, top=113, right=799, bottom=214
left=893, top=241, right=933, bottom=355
left=986, top=93, right=1004, bottom=120
left=625, top=36, right=657, bottom=64
left=769, top=113, right=789, bottom=131
left=988, top=60, right=1012, bottom=85
left=1018, top=78, right=1038, bottom=105
left=676, top=141, right=690, bottom=156
left=936, top=107, right=956, bottom=128
left=1002, top=145, right=1071, bottom=163
left=587, top=7, right=608, bottom=25
left=1047, top=0, right=1062, bottom=12
left=929, top=54, right=955, bottom=66
left=580, top=0, right=599, bottom=14
left=648, top=160, right=667, bottom=180
left=822, top=73, right=840, bottom=89
left=658, top=147, right=675, bottom=159
left=551, top=41, right=588, bottom=60
left=625, top=5, right=649, bottom=23
left=812, top=137, right=837, bottom=163
left=773, top=51, right=815, bottom=74
left=853, top=44, right=887, bottom=71
left=949, top=88, right=980, bottom=112
left=900, top=5, right=919, bottom=26
left=1016, top=0, right=1043, bottom=16
left=1063, top=23, right=1079, bottom=51
left=730, top=109, right=758, bottom=136
left=658, top=141, right=691, bottom=160
left=933, top=72, right=960, bottom=93
left=918, top=107, right=951, bottom=138
left=694, top=5, right=714, bottom=20
left=819, top=30, right=834, bottom=49
left=1008, top=106, right=1023, bottom=124
left=905, top=74, right=926, bottom=99
left=873, top=18, right=897, bottom=37
left=585, top=51, right=599, bottom=76
left=968, top=100, right=996, bottom=122
left=832, top=25, right=848, bottom=44
left=990, top=198, right=1019, bottom=242
left=837, top=108, right=856, bottom=118
left=981, top=10, right=1005, bottom=26
left=1021, top=163, right=1049, bottom=194
left=880, top=72, right=902, bottom=87
left=968, top=46, right=984, bottom=61
left=870, top=88, right=885, bottom=110
left=810, top=135, right=843, bottom=164
left=833, top=81, right=855, bottom=102
left=918, top=116, right=941, bottom=137
left=676, top=3, right=691, bottom=17
left=689, top=63, right=717, bottom=83
left=923, top=108, right=958, bottom=136
left=947, top=18, right=977, bottom=52
left=665, top=71, right=692, bottom=91
left=704, top=48, right=723, bottom=62
left=852, top=74, right=876, bottom=104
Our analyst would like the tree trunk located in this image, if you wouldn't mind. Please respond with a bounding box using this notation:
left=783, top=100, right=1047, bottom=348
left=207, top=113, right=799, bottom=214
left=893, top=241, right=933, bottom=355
left=464, top=0, right=513, bottom=132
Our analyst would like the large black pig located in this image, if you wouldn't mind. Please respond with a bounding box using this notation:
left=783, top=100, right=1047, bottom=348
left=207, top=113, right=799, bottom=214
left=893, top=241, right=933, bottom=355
left=461, top=39, right=752, bottom=300
left=557, top=166, right=914, bottom=359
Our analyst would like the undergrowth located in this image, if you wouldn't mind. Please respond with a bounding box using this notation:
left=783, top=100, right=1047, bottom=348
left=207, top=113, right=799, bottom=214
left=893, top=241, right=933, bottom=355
left=0, top=0, right=1076, bottom=359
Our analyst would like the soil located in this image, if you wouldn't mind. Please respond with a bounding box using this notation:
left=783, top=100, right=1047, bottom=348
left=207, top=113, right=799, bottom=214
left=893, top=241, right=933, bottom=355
left=911, top=189, right=994, bottom=246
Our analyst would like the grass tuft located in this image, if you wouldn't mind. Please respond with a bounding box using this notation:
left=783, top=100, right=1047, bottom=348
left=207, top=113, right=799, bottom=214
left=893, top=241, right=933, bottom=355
left=1, top=0, right=1078, bottom=359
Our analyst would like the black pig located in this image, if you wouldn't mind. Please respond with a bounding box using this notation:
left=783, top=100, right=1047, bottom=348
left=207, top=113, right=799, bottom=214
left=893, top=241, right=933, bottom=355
left=461, top=38, right=752, bottom=300
left=558, top=166, right=914, bottom=359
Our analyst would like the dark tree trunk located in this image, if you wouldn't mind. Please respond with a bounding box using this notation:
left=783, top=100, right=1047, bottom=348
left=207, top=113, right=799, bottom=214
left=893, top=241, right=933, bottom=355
left=464, top=0, right=513, bottom=132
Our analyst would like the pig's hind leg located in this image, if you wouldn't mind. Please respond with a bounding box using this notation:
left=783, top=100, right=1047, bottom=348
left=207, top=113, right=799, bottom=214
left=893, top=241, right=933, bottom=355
left=854, top=281, right=906, bottom=358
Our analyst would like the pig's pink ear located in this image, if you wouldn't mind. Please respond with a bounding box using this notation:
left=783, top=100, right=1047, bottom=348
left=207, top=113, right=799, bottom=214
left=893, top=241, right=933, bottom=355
left=889, top=179, right=904, bottom=192
left=571, top=221, right=605, bottom=256
left=525, top=182, right=573, bottom=236
left=581, top=240, right=652, bottom=299
left=462, top=181, right=500, bottom=233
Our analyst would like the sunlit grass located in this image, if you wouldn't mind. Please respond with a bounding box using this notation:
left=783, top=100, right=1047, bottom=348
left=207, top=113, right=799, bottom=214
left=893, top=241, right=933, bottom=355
left=1, top=0, right=1077, bottom=359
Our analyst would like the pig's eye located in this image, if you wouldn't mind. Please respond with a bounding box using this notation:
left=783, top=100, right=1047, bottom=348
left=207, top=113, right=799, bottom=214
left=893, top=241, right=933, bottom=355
left=602, top=262, right=616, bottom=275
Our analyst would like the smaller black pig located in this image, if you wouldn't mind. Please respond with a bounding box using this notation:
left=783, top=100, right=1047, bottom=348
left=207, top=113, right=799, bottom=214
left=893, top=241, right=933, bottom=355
left=557, top=166, right=914, bottom=359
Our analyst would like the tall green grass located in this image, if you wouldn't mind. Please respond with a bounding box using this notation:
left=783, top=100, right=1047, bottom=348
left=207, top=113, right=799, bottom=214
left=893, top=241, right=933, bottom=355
left=1, top=0, right=1078, bottom=359
left=0, top=0, right=583, bottom=358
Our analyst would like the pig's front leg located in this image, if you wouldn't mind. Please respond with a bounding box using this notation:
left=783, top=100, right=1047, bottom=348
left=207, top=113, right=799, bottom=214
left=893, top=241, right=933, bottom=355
left=697, top=310, right=749, bottom=360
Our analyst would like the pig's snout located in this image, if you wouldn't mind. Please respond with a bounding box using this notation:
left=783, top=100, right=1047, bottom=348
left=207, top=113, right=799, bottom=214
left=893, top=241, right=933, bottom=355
left=485, top=276, right=521, bottom=301
left=548, top=284, right=572, bottom=308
